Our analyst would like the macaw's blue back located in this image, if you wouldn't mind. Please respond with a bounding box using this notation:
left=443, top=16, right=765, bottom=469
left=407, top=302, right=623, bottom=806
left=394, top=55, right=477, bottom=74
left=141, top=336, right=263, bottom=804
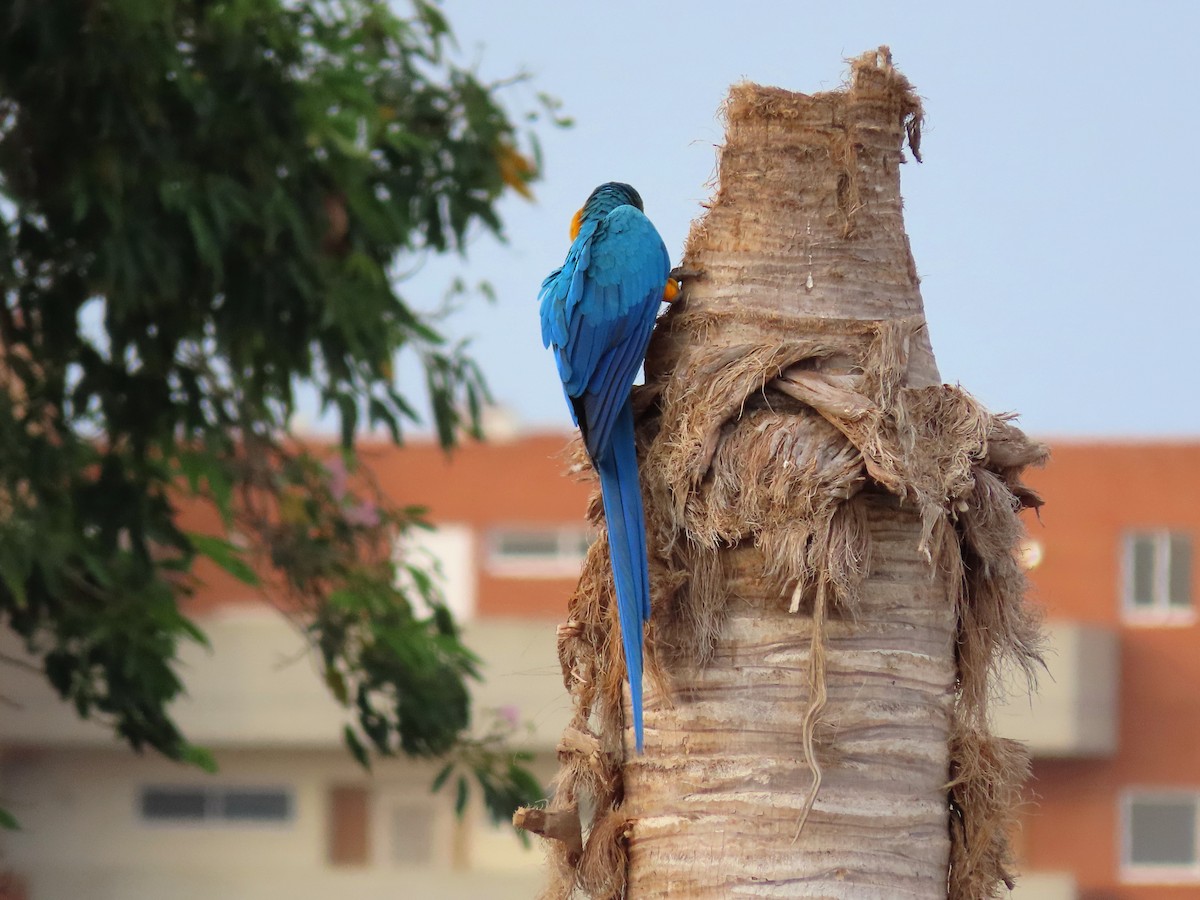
left=538, top=182, right=672, bottom=752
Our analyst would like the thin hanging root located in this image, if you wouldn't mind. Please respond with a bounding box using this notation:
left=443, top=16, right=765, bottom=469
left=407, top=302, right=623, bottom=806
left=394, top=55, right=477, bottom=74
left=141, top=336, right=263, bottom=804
left=792, top=580, right=829, bottom=843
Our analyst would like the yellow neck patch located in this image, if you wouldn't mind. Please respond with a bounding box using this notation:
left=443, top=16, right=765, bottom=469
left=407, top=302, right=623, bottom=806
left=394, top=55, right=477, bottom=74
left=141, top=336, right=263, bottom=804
left=569, top=208, right=583, bottom=241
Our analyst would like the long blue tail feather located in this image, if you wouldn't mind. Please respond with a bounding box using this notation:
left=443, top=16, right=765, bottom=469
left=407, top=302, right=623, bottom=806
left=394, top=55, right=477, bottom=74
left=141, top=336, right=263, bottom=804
left=595, top=399, right=650, bottom=752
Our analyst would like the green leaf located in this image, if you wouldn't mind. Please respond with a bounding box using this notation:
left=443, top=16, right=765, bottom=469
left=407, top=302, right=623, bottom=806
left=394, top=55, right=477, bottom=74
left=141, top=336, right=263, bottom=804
left=0, top=548, right=29, bottom=610
left=188, top=534, right=260, bottom=587
left=454, top=775, right=469, bottom=817
left=336, top=394, right=358, bottom=449
left=344, top=726, right=371, bottom=771
left=186, top=207, right=222, bottom=276
left=180, top=744, right=218, bottom=774
left=0, top=807, right=20, bottom=831
left=368, top=396, right=401, bottom=444
left=431, top=761, right=454, bottom=792
left=415, top=0, right=450, bottom=39
left=507, top=763, right=545, bottom=806
left=176, top=451, right=234, bottom=523
left=175, top=615, right=211, bottom=649
left=325, top=665, right=349, bottom=705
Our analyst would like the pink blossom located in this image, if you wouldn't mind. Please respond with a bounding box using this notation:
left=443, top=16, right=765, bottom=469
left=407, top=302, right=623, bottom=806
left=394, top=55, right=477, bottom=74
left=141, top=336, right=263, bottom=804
left=343, top=500, right=380, bottom=528
left=324, top=457, right=349, bottom=502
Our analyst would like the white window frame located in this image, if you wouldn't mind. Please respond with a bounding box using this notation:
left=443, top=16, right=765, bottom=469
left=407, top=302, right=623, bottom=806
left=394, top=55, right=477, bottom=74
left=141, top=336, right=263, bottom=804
left=138, top=784, right=295, bottom=828
left=1121, top=530, right=1194, bottom=625
left=1121, top=790, right=1200, bottom=884
left=486, top=526, right=593, bottom=578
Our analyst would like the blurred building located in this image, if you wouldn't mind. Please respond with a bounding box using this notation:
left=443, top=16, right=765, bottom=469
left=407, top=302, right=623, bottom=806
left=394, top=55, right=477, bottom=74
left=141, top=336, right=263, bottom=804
left=0, top=433, right=590, bottom=900
left=995, top=442, right=1200, bottom=900
left=1, top=437, right=1197, bottom=900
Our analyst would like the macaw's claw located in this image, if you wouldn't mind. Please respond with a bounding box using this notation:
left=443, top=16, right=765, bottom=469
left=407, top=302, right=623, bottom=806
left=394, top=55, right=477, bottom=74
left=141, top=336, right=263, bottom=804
left=669, top=266, right=704, bottom=282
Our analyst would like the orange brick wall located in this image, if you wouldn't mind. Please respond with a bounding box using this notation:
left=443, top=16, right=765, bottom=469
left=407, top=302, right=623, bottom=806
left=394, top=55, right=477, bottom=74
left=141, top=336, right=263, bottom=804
left=183, top=432, right=591, bottom=618
left=363, top=433, right=590, bottom=618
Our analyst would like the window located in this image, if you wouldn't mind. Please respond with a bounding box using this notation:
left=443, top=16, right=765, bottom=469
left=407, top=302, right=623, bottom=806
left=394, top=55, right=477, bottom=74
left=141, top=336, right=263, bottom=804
left=371, top=790, right=449, bottom=868
left=1123, top=792, right=1200, bottom=882
left=141, top=787, right=207, bottom=822
left=328, top=785, right=370, bottom=866
left=223, top=789, right=291, bottom=821
left=1124, top=531, right=1192, bottom=622
left=487, top=527, right=593, bottom=577
left=140, top=786, right=293, bottom=825
left=388, top=802, right=436, bottom=865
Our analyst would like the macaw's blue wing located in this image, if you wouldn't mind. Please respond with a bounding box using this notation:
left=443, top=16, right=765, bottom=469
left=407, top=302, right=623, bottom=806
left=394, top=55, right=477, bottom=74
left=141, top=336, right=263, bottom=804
left=539, top=206, right=670, bottom=460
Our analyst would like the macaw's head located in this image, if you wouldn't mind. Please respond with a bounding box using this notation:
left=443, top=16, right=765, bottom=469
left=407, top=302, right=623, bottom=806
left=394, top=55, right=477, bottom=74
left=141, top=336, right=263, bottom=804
left=570, top=182, right=644, bottom=240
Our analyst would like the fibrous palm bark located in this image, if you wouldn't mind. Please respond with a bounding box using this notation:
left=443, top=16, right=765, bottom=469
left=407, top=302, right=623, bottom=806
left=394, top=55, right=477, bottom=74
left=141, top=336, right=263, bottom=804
left=519, top=49, right=1046, bottom=900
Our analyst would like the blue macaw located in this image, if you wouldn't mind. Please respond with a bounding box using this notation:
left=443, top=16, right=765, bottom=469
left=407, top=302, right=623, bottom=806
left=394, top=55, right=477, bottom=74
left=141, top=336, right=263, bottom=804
left=539, top=182, right=677, bottom=752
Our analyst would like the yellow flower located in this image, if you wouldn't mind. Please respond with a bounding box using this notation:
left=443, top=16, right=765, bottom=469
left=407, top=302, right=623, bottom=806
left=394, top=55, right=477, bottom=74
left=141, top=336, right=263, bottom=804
left=494, top=142, right=536, bottom=200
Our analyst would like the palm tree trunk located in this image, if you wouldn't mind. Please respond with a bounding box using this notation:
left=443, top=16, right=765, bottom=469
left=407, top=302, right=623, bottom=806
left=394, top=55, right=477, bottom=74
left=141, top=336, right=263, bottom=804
left=521, top=48, right=1046, bottom=900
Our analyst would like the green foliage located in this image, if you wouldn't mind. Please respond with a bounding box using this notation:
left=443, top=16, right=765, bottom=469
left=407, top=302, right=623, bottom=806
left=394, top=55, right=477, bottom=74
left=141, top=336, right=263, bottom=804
left=0, top=0, right=547, bottom=827
left=430, top=707, right=546, bottom=843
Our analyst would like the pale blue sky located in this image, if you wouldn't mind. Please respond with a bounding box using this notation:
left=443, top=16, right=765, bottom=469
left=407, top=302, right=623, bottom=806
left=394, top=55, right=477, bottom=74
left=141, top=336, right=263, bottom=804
left=376, top=0, right=1200, bottom=439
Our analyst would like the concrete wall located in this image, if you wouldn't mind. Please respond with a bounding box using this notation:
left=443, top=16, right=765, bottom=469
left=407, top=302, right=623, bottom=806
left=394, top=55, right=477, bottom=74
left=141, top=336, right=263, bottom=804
left=0, top=609, right=570, bottom=749
left=0, top=605, right=568, bottom=900
left=1011, top=872, right=1077, bottom=900
left=1, top=747, right=552, bottom=900
left=992, top=621, right=1119, bottom=757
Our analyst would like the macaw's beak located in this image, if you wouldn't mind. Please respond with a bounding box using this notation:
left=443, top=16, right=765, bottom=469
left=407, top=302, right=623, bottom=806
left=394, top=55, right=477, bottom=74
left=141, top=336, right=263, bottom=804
left=663, top=267, right=702, bottom=303
left=569, top=208, right=583, bottom=241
